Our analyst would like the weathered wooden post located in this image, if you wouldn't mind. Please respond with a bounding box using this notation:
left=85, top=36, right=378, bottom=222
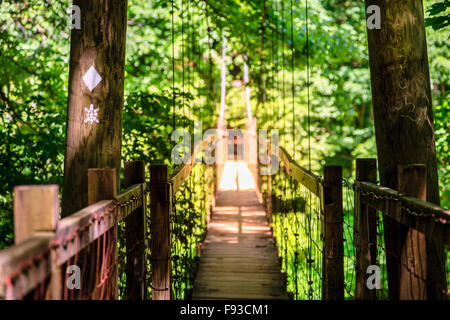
left=322, top=165, right=344, bottom=300
left=150, top=165, right=172, bottom=300
left=87, top=168, right=118, bottom=299
left=13, top=185, right=61, bottom=299
left=354, top=158, right=378, bottom=300
left=62, top=0, right=128, bottom=217
left=124, top=161, right=147, bottom=300
left=397, top=164, right=427, bottom=300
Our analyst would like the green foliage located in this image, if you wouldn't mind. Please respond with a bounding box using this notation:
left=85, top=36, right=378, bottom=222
left=270, top=171, right=324, bottom=300
left=122, top=90, right=194, bottom=170
left=435, top=101, right=450, bottom=207
left=425, top=0, right=450, bottom=30
left=0, top=1, right=69, bottom=248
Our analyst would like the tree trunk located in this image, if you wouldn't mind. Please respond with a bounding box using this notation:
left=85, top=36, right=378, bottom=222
left=364, top=0, right=446, bottom=299
left=62, top=0, right=128, bottom=216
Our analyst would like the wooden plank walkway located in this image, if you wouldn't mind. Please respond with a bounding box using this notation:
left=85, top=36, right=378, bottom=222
left=192, top=162, right=288, bottom=300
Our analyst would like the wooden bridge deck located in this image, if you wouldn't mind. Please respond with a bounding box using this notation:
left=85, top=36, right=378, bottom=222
left=192, top=162, right=288, bottom=300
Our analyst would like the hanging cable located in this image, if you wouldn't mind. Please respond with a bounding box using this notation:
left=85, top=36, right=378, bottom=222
left=306, top=0, right=311, bottom=170
left=187, top=0, right=191, bottom=131
left=181, top=0, right=186, bottom=130
left=271, top=0, right=276, bottom=136
left=290, top=0, right=295, bottom=158
left=218, top=30, right=227, bottom=130
left=303, top=0, right=313, bottom=300
left=281, top=0, right=286, bottom=149
left=275, top=0, right=280, bottom=130
left=172, top=0, right=176, bottom=135
left=205, top=4, right=213, bottom=125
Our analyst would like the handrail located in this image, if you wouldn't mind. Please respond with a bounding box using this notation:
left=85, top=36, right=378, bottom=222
left=355, top=180, right=450, bottom=246
left=275, top=147, right=323, bottom=198
left=0, top=182, right=146, bottom=299
left=170, top=136, right=216, bottom=194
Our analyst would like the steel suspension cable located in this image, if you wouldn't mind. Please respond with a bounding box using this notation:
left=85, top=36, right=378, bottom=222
left=187, top=0, right=191, bottom=129
left=172, top=0, right=176, bottom=135
left=275, top=1, right=281, bottom=131
left=181, top=0, right=186, bottom=129
left=302, top=0, right=313, bottom=299
left=281, top=0, right=286, bottom=148
left=271, top=0, right=276, bottom=136
left=290, top=0, right=295, bottom=158
left=305, top=0, right=311, bottom=171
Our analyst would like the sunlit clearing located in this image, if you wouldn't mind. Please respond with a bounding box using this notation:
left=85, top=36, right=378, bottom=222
left=218, top=161, right=256, bottom=190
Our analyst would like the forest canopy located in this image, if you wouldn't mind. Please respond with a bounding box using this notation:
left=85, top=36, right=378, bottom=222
left=0, top=0, right=449, bottom=249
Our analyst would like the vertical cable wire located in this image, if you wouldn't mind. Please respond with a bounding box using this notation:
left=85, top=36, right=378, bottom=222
left=303, top=0, right=313, bottom=299
left=290, top=0, right=295, bottom=159
left=305, top=0, right=311, bottom=171
left=275, top=1, right=281, bottom=131
left=181, top=0, right=186, bottom=130
left=172, top=0, right=176, bottom=135
left=270, top=0, right=275, bottom=134
left=281, top=0, right=286, bottom=148
left=205, top=3, right=212, bottom=124
left=289, top=0, right=299, bottom=299
left=187, top=0, right=191, bottom=131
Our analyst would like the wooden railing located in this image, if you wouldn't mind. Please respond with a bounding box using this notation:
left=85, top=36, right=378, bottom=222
left=265, top=149, right=450, bottom=300
left=0, top=136, right=216, bottom=300
left=277, top=147, right=323, bottom=199
left=353, top=160, right=450, bottom=300
left=0, top=165, right=147, bottom=300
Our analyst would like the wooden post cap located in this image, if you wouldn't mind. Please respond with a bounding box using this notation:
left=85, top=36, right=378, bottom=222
left=13, top=184, right=60, bottom=244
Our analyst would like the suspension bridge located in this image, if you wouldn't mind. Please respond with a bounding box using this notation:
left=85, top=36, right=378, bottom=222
left=0, top=119, right=448, bottom=300
left=0, top=1, right=449, bottom=301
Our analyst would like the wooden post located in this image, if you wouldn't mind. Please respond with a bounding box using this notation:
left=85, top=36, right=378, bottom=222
left=87, top=168, right=118, bottom=299
left=354, top=158, right=377, bottom=300
left=364, top=0, right=446, bottom=299
left=150, top=165, right=172, bottom=300
left=13, top=185, right=62, bottom=299
left=322, top=165, right=344, bottom=300
left=14, top=185, right=59, bottom=244
left=62, top=0, right=128, bottom=217
left=397, top=164, right=427, bottom=300
left=124, top=161, right=147, bottom=300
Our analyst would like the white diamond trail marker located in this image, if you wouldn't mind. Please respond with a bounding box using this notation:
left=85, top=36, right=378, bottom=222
left=82, top=66, right=101, bottom=125
left=82, top=66, right=102, bottom=91
left=84, top=104, right=99, bottom=124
